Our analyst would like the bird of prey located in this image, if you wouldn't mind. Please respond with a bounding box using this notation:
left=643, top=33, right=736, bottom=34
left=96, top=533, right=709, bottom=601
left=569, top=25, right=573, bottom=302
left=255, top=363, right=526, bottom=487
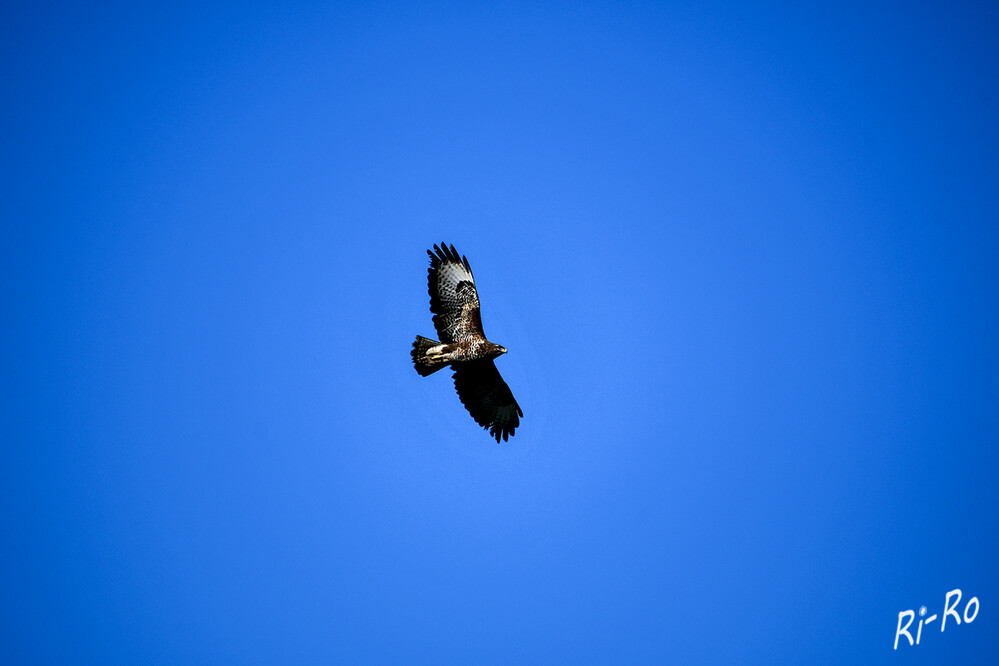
left=411, top=242, right=523, bottom=442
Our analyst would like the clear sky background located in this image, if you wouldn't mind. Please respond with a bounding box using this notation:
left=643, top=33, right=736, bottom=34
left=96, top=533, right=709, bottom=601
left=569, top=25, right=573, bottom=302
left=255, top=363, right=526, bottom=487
left=2, top=2, right=997, bottom=663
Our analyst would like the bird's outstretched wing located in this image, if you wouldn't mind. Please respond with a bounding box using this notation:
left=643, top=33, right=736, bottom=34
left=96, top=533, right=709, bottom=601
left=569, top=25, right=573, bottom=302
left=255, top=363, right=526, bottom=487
left=428, top=242, right=484, bottom=343
left=452, top=360, right=523, bottom=442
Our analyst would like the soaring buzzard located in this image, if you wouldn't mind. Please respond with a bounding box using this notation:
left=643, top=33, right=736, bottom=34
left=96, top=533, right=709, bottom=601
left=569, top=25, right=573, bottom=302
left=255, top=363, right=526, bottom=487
left=411, top=243, right=523, bottom=442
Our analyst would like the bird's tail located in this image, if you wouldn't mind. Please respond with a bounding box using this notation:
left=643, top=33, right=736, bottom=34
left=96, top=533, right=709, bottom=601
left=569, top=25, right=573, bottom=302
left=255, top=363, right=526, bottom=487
left=412, top=335, right=447, bottom=376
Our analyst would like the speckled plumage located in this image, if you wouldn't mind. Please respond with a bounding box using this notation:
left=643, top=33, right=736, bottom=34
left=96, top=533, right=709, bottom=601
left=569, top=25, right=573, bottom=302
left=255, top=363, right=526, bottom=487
left=411, top=243, right=523, bottom=442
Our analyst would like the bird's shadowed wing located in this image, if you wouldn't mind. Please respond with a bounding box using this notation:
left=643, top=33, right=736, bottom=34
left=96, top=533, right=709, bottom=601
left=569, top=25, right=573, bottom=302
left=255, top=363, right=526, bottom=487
left=452, top=360, right=523, bottom=442
left=428, top=243, right=484, bottom=343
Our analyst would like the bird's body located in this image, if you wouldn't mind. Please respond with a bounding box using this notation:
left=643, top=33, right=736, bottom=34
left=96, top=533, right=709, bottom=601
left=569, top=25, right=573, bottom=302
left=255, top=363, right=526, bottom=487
left=411, top=243, right=522, bottom=442
left=412, top=336, right=506, bottom=374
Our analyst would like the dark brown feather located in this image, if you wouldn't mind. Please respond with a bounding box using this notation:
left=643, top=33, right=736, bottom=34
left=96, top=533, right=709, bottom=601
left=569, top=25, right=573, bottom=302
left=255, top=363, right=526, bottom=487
left=452, top=360, right=523, bottom=442
left=427, top=242, right=484, bottom=343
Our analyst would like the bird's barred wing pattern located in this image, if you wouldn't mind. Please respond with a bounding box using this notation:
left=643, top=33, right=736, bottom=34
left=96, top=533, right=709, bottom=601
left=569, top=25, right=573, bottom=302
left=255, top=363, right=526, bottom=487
left=452, top=360, right=523, bottom=442
left=428, top=242, right=484, bottom=343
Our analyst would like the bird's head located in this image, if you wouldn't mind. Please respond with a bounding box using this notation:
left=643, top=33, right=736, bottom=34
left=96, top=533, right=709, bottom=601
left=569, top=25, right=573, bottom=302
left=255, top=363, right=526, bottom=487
left=485, top=342, right=507, bottom=359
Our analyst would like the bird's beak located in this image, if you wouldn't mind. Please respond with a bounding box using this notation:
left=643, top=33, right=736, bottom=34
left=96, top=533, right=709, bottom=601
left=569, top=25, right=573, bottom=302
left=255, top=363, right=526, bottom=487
left=500, top=347, right=508, bottom=355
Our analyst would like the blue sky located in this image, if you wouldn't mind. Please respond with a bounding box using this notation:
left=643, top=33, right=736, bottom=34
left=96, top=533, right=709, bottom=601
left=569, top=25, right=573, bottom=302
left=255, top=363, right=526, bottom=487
left=2, top=2, right=997, bottom=663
